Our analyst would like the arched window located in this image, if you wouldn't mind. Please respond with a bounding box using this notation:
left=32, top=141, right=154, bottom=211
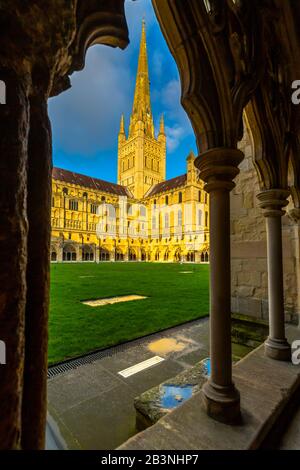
left=129, top=248, right=136, bottom=261
left=115, top=248, right=124, bottom=261
left=100, top=248, right=110, bottom=261
left=205, top=211, right=208, bottom=226
left=198, top=190, right=201, bottom=202
left=63, top=244, right=77, bottom=262
left=165, top=195, right=169, bottom=205
left=178, top=192, right=182, bottom=203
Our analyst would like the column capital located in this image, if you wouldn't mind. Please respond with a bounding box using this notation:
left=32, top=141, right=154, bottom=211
left=288, top=208, right=300, bottom=223
left=195, top=148, right=244, bottom=193
left=257, top=189, right=290, bottom=217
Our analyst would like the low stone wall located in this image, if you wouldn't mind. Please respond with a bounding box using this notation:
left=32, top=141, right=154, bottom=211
left=230, top=131, right=299, bottom=324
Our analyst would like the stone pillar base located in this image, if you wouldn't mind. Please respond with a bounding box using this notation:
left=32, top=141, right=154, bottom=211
left=201, top=380, right=241, bottom=425
left=264, top=337, right=291, bottom=361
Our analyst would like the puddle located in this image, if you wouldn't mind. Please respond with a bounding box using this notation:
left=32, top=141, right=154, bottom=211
left=148, top=338, right=186, bottom=355
left=160, top=384, right=193, bottom=409
left=82, top=295, right=147, bottom=307
left=202, top=357, right=211, bottom=377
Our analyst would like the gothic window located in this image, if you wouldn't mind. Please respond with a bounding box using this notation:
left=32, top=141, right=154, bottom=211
left=165, top=195, right=169, bottom=205
left=205, top=192, right=208, bottom=204
left=198, top=190, right=201, bottom=202
left=178, top=192, right=182, bottom=203
left=69, top=199, right=78, bottom=211
left=90, top=204, right=98, bottom=214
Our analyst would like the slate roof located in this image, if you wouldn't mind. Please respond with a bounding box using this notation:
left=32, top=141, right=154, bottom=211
left=145, top=174, right=187, bottom=197
left=52, top=167, right=133, bottom=197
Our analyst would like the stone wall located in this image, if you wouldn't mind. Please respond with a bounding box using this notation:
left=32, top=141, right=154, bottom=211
left=230, top=131, right=300, bottom=325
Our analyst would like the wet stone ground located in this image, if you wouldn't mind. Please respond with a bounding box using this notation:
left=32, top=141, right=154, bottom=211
left=47, top=314, right=268, bottom=450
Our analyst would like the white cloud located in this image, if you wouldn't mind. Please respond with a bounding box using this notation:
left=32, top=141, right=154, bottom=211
left=153, top=78, right=195, bottom=153
left=165, top=125, right=186, bottom=152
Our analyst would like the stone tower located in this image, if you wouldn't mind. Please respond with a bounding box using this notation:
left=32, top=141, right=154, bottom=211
left=117, top=20, right=166, bottom=199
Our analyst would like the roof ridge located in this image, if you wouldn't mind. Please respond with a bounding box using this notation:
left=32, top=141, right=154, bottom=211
left=52, top=167, right=131, bottom=197
left=53, top=167, right=126, bottom=189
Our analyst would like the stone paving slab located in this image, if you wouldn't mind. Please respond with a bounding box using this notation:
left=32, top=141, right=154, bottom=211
left=118, top=326, right=300, bottom=451
left=47, top=317, right=209, bottom=450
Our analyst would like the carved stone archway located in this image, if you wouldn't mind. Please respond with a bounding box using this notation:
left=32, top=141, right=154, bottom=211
left=0, top=0, right=129, bottom=450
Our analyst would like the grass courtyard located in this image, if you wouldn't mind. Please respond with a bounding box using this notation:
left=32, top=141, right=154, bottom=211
left=49, top=262, right=209, bottom=364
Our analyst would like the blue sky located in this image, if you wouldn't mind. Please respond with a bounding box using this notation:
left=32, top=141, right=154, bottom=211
left=48, top=0, right=197, bottom=183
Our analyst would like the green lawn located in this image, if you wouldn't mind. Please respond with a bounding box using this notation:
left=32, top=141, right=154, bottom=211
left=49, top=262, right=209, bottom=364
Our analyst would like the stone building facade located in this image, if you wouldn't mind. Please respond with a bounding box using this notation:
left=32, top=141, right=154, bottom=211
left=50, top=21, right=210, bottom=263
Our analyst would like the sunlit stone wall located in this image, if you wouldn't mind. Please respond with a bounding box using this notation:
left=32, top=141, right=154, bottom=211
left=230, top=130, right=299, bottom=324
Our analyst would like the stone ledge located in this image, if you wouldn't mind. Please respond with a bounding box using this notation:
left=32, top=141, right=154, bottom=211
left=118, top=344, right=300, bottom=450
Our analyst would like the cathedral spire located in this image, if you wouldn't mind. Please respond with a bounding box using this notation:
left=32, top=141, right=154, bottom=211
left=129, top=20, right=154, bottom=137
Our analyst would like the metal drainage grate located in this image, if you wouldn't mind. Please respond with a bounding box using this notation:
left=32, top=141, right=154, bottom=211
left=47, top=316, right=207, bottom=379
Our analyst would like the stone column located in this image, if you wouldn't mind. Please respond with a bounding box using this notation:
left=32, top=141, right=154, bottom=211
left=196, top=148, right=243, bottom=424
left=0, top=67, right=30, bottom=449
left=288, top=208, right=300, bottom=325
left=257, top=189, right=291, bottom=361
left=22, top=93, right=51, bottom=449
